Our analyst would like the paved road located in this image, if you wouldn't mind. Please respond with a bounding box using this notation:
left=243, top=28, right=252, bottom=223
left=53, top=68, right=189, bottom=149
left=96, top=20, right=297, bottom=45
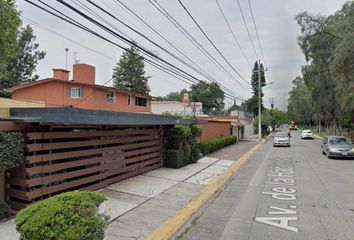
left=175, top=131, right=354, bottom=240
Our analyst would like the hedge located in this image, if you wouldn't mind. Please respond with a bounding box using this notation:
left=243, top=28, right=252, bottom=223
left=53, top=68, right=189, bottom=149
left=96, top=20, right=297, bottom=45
left=0, top=131, right=25, bottom=172
left=16, top=191, right=108, bottom=240
left=164, top=124, right=203, bottom=168
left=198, top=136, right=237, bottom=155
left=165, top=150, right=185, bottom=168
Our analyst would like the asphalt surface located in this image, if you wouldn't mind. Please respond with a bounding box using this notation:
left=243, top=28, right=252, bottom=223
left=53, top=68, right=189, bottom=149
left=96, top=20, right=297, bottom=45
left=175, top=131, right=354, bottom=240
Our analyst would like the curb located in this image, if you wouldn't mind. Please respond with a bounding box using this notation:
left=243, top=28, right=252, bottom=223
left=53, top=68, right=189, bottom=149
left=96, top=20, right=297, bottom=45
left=145, top=139, right=266, bottom=240
left=314, top=134, right=324, bottom=140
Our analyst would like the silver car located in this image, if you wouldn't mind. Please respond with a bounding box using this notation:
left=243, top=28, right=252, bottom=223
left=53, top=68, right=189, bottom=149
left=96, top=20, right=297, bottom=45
left=273, top=132, right=291, bottom=147
left=321, top=136, right=354, bottom=159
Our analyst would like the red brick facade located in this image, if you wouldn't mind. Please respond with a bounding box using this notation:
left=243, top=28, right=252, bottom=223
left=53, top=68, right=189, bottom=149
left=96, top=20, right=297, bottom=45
left=198, top=121, right=231, bottom=142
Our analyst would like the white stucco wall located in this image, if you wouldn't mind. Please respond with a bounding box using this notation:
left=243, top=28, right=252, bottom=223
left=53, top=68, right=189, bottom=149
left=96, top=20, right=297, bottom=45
left=151, top=101, right=203, bottom=116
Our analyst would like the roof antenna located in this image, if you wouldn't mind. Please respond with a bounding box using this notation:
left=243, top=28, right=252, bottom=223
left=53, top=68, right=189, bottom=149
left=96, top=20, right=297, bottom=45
left=65, top=48, right=69, bottom=70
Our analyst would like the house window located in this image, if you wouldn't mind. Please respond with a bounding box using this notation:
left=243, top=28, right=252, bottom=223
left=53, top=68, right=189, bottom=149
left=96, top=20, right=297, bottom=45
left=106, top=92, right=115, bottom=103
left=135, top=96, right=147, bottom=107
left=70, top=87, right=83, bottom=98
left=128, top=95, right=131, bottom=105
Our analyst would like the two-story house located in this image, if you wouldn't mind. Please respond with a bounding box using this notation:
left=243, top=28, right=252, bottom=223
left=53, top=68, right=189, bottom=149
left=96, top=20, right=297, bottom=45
left=8, top=63, right=151, bottom=113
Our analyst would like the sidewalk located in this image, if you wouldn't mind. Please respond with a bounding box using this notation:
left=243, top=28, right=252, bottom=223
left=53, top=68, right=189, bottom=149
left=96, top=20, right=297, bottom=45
left=0, top=138, right=258, bottom=240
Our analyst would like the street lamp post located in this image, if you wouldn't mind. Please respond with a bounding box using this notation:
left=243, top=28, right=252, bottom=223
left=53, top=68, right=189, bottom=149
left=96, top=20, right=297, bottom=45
left=258, top=59, right=262, bottom=140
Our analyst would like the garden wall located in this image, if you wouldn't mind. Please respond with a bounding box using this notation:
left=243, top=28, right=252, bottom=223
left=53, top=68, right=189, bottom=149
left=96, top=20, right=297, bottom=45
left=198, top=121, right=231, bottom=142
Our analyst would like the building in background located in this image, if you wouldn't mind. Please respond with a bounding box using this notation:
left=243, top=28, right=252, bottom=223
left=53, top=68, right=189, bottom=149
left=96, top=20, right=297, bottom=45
left=230, top=110, right=254, bottom=138
left=151, top=93, right=203, bottom=116
left=8, top=63, right=151, bottom=113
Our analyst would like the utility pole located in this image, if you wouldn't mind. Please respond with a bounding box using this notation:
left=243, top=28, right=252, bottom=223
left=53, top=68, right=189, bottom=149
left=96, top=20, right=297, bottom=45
left=258, top=59, right=262, bottom=140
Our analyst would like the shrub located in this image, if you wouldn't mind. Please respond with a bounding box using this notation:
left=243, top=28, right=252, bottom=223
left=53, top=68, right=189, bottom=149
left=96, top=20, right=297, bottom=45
left=173, top=125, right=191, bottom=139
left=0, top=203, right=8, bottom=220
left=183, top=144, right=191, bottom=164
left=190, top=124, right=202, bottom=138
left=0, top=131, right=25, bottom=171
left=165, top=150, right=185, bottom=168
left=16, top=191, right=108, bottom=240
left=190, top=146, right=201, bottom=163
left=164, top=124, right=201, bottom=165
left=199, top=136, right=237, bottom=155
left=165, top=125, right=191, bottom=149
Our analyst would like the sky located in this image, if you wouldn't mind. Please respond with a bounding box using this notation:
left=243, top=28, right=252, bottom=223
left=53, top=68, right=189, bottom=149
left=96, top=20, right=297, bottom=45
left=16, top=0, right=348, bottom=110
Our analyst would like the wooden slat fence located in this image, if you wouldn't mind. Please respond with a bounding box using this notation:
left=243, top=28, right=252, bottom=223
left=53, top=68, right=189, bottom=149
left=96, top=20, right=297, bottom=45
left=6, top=125, right=162, bottom=210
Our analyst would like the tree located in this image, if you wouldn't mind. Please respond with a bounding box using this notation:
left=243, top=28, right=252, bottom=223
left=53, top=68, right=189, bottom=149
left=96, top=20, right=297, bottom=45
left=155, top=89, right=189, bottom=102
left=291, top=2, right=354, bottom=137
left=112, top=45, right=150, bottom=95
left=272, top=109, right=288, bottom=126
left=190, top=81, right=224, bottom=115
left=0, top=4, right=45, bottom=97
left=251, top=61, right=266, bottom=98
left=227, top=103, right=240, bottom=114
left=241, top=96, right=258, bottom=117
left=243, top=61, right=266, bottom=117
left=2, top=25, right=46, bottom=90
left=296, top=12, right=338, bottom=129
left=0, top=0, right=20, bottom=81
left=287, top=76, right=313, bottom=126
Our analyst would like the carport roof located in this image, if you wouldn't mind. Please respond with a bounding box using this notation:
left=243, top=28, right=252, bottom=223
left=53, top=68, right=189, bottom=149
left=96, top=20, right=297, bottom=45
left=3, top=107, right=199, bottom=126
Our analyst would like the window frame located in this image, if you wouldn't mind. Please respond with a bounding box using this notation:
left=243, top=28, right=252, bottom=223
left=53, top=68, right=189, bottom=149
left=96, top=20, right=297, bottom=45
left=106, top=92, right=116, bottom=104
left=70, top=87, right=83, bottom=98
left=135, top=96, right=148, bottom=107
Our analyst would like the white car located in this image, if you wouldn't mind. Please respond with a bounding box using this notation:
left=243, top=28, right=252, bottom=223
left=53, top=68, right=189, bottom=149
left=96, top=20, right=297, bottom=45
left=273, top=132, right=291, bottom=147
left=301, top=129, right=314, bottom=139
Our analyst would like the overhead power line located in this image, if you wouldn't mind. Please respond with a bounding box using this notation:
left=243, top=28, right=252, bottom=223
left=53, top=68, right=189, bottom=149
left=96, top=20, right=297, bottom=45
left=214, top=0, right=251, bottom=67
left=78, top=0, right=245, bottom=99
left=177, top=0, right=250, bottom=85
left=148, top=0, right=249, bottom=89
left=24, top=0, right=244, bottom=101
left=22, top=16, right=117, bottom=62
left=85, top=0, right=245, bottom=96
left=236, top=0, right=259, bottom=61
left=247, top=0, right=267, bottom=69
left=114, top=0, right=240, bottom=99
left=25, top=14, right=237, bottom=101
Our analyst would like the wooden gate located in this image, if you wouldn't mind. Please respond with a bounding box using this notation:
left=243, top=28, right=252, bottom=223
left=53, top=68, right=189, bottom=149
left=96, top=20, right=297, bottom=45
left=6, top=125, right=162, bottom=210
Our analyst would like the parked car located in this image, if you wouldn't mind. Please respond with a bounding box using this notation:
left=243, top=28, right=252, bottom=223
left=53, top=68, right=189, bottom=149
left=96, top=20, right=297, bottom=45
left=301, top=129, right=314, bottom=139
left=273, top=132, right=291, bottom=147
left=321, top=136, right=354, bottom=159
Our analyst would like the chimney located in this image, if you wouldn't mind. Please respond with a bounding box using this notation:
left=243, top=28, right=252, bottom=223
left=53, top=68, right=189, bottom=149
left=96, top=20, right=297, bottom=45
left=52, top=69, right=70, bottom=80
left=73, top=63, right=95, bottom=85
left=182, top=93, right=190, bottom=105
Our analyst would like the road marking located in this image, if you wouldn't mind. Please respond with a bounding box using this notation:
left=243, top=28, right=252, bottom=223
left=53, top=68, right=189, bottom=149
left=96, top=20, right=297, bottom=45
left=256, top=161, right=299, bottom=232
left=255, top=215, right=299, bottom=232
left=268, top=205, right=297, bottom=215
